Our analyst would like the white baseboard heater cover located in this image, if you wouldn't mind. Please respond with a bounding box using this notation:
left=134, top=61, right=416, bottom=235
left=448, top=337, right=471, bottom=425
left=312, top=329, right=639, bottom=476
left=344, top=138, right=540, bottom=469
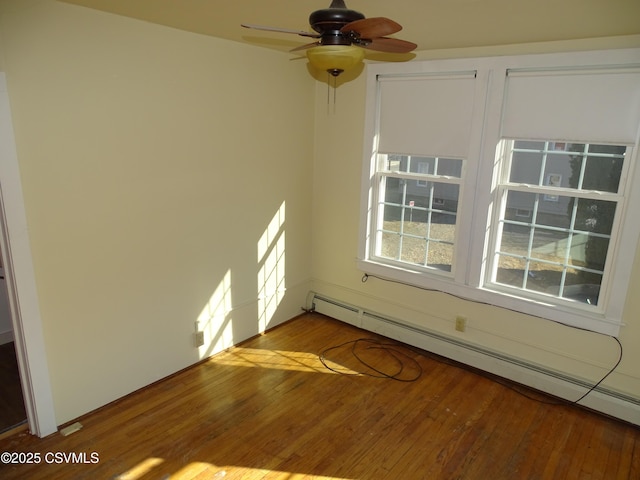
left=307, top=291, right=640, bottom=426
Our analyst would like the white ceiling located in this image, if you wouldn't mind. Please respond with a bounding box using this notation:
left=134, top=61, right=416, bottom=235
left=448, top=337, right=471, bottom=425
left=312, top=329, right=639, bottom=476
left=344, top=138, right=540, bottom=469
left=59, top=0, right=640, bottom=55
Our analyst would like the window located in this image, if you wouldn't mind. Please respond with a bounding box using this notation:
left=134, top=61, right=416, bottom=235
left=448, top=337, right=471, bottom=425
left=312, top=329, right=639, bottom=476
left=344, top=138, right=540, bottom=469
left=359, top=49, right=640, bottom=335
left=373, top=155, right=462, bottom=273
left=488, top=140, right=627, bottom=309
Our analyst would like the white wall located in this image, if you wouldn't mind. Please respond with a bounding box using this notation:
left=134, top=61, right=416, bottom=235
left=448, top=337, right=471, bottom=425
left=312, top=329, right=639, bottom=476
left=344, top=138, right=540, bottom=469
left=0, top=6, right=10, bottom=345
left=311, top=37, right=640, bottom=413
left=0, top=0, right=314, bottom=424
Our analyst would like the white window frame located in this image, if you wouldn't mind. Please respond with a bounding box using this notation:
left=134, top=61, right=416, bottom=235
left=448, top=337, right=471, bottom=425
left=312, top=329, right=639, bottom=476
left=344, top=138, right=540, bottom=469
left=371, top=155, right=463, bottom=274
left=358, top=49, right=640, bottom=336
left=486, top=139, right=630, bottom=313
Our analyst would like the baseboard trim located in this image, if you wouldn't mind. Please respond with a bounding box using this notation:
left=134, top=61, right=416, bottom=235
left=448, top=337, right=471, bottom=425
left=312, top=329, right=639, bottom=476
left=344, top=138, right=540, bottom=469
left=308, top=291, right=640, bottom=426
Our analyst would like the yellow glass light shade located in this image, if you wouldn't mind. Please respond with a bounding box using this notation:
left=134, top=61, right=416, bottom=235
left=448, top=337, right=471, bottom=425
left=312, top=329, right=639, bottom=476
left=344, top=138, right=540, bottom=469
left=306, top=45, right=365, bottom=77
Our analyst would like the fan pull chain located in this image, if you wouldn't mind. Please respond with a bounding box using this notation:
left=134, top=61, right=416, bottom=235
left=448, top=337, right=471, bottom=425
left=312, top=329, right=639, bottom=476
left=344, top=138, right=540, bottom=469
left=326, top=72, right=338, bottom=114
left=333, top=74, right=337, bottom=112
left=327, top=72, right=330, bottom=110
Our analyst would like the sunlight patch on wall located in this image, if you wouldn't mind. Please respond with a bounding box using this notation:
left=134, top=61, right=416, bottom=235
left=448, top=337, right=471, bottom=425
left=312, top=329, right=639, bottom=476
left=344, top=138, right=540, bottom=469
left=197, top=268, right=233, bottom=359
left=257, top=201, right=286, bottom=332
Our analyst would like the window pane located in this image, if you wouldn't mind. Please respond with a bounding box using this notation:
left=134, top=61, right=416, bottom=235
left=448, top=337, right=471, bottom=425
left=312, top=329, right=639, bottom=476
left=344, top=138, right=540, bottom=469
left=581, top=145, right=625, bottom=193
left=562, top=272, right=602, bottom=305
left=509, top=150, right=542, bottom=184
left=543, top=154, right=571, bottom=188
left=514, top=140, right=546, bottom=150
left=382, top=204, right=403, bottom=224
left=581, top=235, right=610, bottom=272
left=504, top=191, right=536, bottom=222
left=509, top=141, right=626, bottom=195
left=531, top=228, right=568, bottom=265
left=409, top=157, right=434, bottom=175
left=376, top=174, right=459, bottom=274
left=588, top=144, right=626, bottom=155
left=428, top=242, right=453, bottom=272
left=380, top=231, right=399, bottom=259
left=382, top=154, right=463, bottom=178
left=526, top=260, right=559, bottom=294
left=436, top=185, right=459, bottom=213
left=400, top=235, right=426, bottom=265
left=543, top=267, right=602, bottom=305
left=494, top=152, right=619, bottom=307
left=498, top=222, right=530, bottom=256
left=437, top=158, right=463, bottom=178
left=573, top=198, right=616, bottom=235
left=535, top=196, right=572, bottom=229
left=495, top=255, right=526, bottom=288
left=385, top=155, right=405, bottom=172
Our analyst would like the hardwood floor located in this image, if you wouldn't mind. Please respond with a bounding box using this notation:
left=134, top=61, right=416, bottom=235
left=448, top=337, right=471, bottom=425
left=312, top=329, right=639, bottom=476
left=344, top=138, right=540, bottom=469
left=0, top=342, right=26, bottom=433
left=0, top=313, right=638, bottom=479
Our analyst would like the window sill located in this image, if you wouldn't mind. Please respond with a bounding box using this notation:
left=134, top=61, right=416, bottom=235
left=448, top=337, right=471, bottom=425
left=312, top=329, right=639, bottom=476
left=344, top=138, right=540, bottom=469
left=357, top=258, right=621, bottom=337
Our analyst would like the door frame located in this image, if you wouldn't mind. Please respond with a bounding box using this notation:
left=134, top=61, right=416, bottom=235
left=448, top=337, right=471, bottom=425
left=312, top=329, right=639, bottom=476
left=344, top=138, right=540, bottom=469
left=0, top=74, right=57, bottom=437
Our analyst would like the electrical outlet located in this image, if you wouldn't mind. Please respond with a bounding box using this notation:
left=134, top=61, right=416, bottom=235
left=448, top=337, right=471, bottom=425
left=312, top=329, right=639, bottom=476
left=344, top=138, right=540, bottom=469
left=195, top=331, right=205, bottom=347
left=455, top=315, right=467, bottom=332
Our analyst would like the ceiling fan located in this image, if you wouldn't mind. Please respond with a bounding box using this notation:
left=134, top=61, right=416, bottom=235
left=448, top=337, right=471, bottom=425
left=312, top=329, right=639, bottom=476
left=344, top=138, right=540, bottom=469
left=242, top=0, right=417, bottom=77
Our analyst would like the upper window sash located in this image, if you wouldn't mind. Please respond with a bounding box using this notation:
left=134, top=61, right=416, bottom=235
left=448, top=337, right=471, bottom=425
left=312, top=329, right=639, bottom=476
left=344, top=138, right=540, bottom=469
left=496, top=140, right=629, bottom=199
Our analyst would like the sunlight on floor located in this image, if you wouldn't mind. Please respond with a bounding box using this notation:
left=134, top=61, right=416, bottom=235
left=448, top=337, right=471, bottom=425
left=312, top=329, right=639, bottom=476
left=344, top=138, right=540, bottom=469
left=115, top=457, right=164, bottom=479
left=212, top=347, right=361, bottom=375
left=118, top=458, right=355, bottom=480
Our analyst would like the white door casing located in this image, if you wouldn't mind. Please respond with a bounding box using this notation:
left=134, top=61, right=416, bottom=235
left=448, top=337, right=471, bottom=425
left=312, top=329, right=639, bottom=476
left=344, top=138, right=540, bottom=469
left=0, top=73, right=57, bottom=437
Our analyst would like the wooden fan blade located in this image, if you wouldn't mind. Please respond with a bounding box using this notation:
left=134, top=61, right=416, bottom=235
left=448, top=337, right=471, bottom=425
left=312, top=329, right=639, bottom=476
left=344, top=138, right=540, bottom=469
left=290, top=42, right=320, bottom=52
left=362, top=37, right=417, bottom=53
left=341, top=17, right=402, bottom=39
left=241, top=24, right=321, bottom=38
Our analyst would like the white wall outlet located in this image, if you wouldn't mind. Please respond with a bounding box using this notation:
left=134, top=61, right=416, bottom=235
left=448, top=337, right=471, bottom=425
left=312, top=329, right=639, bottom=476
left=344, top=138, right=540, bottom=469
left=455, top=315, right=467, bottom=332
left=195, top=331, right=205, bottom=347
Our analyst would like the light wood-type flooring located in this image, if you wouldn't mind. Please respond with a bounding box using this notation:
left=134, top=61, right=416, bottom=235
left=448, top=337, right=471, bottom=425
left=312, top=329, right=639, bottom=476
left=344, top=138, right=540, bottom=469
left=0, top=312, right=638, bottom=479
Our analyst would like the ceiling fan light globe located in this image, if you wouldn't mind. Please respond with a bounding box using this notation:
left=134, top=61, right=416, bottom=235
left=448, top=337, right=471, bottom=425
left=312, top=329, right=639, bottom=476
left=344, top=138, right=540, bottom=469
left=306, top=45, right=364, bottom=76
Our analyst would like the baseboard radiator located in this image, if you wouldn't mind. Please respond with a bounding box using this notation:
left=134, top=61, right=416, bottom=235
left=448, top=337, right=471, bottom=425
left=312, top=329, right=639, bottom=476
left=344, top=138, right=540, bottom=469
left=306, top=291, right=640, bottom=426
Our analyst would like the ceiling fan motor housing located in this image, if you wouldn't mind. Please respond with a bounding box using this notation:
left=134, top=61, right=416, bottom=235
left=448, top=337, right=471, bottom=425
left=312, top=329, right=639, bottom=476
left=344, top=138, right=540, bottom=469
left=242, top=0, right=416, bottom=78
left=309, top=0, right=365, bottom=45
